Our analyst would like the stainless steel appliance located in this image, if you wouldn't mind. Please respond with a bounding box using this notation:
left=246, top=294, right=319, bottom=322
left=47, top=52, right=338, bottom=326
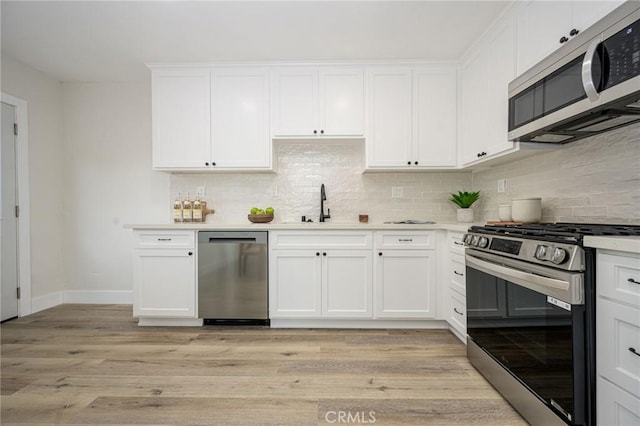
left=508, top=2, right=640, bottom=144
left=464, top=223, right=640, bottom=425
left=198, top=231, right=269, bottom=325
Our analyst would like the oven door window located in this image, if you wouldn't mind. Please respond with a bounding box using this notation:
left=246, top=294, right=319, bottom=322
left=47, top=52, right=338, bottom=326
left=466, top=266, right=583, bottom=421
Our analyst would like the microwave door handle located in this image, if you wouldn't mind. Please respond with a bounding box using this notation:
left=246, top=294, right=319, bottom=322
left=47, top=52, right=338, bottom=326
left=582, top=39, right=602, bottom=102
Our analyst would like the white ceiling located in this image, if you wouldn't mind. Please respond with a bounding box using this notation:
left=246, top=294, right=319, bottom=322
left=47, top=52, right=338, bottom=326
left=1, top=1, right=512, bottom=82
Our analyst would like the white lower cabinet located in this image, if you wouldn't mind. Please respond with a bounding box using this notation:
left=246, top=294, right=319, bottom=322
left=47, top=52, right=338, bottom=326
left=597, top=249, right=640, bottom=426
left=446, top=231, right=467, bottom=341
left=133, top=231, right=197, bottom=318
left=373, top=231, right=436, bottom=318
left=269, top=231, right=373, bottom=319
left=269, top=250, right=322, bottom=317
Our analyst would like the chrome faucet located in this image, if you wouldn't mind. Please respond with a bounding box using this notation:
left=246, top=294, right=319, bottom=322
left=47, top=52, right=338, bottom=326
left=320, top=184, right=331, bottom=222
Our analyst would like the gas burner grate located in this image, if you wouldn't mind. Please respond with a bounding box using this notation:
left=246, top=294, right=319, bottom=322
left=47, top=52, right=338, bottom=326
left=469, top=222, right=640, bottom=244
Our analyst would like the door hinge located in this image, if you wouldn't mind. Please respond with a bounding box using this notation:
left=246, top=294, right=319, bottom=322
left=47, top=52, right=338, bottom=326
left=17, top=287, right=21, bottom=299
left=14, top=123, right=18, bottom=136
left=15, top=205, right=19, bottom=218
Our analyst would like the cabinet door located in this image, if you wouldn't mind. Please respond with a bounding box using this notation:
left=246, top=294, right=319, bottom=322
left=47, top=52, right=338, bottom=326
left=413, top=67, right=457, bottom=167
left=318, top=68, right=365, bottom=136
left=322, top=250, right=373, bottom=318
left=365, top=68, right=412, bottom=168
left=573, top=1, right=625, bottom=41
left=269, top=250, right=322, bottom=317
left=271, top=68, right=318, bottom=136
left=152, top=70, right=211, bottom=169
left=374, top=250, right=435, bottom=318
left=211, top=68, right=271, bottom=169
left=459, top=51, right=488, bottom=165
left=516, top=1, right=573, bottom=76
left=459, top=14, right=517, bottom=166
left=133, top=249, right=196, bottom=317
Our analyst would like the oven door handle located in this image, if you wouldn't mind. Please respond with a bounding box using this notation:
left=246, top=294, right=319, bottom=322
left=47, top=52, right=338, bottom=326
left=466, top=254, right=583, bottom=304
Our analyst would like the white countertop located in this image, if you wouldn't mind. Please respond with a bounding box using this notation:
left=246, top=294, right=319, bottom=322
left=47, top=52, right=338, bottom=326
left=584, top=235, right=640, bottom=254
left=125, top=222, right=475, bottom=233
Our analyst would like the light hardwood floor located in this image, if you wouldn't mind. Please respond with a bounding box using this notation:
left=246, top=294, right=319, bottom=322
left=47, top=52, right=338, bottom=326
left=1, top=304, right=526, bottom=425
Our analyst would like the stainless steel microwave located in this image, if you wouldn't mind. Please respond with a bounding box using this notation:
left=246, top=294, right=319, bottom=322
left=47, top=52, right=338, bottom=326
left=508, top=2, right=640, bottom=144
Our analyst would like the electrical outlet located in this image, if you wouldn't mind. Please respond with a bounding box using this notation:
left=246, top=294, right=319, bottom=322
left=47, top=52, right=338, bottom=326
left=392, top=186, right=403, bottom=198
left=196, top=186, right=206, bottom=197
left=497, top=179, right=507, bottom=193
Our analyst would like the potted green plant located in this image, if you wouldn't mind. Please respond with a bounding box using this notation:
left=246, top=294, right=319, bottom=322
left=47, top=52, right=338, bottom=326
left=450, top=190, right=480, bottom=223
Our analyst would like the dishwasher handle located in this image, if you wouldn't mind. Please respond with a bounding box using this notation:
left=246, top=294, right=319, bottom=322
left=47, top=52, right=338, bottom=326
left=198, top=231, right=268, bottom=244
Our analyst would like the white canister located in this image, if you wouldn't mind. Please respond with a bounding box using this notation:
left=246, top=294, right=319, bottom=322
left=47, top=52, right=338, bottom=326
left=511, top=198, right=542, bottom=223
left=498, top=204, right=512, bottom=222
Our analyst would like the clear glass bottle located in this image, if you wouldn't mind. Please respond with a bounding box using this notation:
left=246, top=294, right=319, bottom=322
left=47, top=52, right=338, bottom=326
left=193, top=193, right=203, bottom=222
left=182, top=192, right=193, bottom=222
left=173, top=192, right=183, bottom=223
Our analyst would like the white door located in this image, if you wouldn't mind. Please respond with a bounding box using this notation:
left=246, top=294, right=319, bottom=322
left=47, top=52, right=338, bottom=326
left=270, top=68, right=318, bottom=136
left=413, top=67, right=457, bottom=167
left=322, top=250, right=372, bottom=318
left=269, top=250, right=322, bottom=317
left=211, top=69, right=271, bottom=168
left=318, top=68, right=365, bottom=136
left=1, top=102, right=19, bottom=321
left=365, top=68, right=412, bottom=167
left=152, top=70, right=211, bottom=169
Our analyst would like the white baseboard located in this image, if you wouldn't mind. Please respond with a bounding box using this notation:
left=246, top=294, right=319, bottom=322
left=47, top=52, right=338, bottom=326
left=63, top=290, right=133, bottom=304
left=31, top=291, right=64, bottom=313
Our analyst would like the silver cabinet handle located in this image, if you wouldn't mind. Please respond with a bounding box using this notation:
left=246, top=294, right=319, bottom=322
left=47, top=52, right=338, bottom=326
left=628, top=278, right=640, bottom=285
left=454, top=308, right=464, bottom=316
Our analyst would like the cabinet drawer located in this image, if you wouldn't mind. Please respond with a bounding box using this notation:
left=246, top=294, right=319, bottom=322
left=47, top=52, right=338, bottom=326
left=597, top=298, right=640, bottom=398
left=597, top=377, right=640, bottom=426
left=450, top=253, right=466, bottom=296
left=134, top=230, right=196, bottom=249
left=598, top=251, right=640, bottom=308
left=449, top=232, right=466, bottom=254
left=270, top=231, right=372, bottom=250
left=448, top=290, right=466, bottom=336
left=375, top=231, right=435, bottom=250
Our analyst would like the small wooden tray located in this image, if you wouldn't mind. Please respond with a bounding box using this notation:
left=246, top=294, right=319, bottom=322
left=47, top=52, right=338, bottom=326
left=248, top=214, right=274, bottom=223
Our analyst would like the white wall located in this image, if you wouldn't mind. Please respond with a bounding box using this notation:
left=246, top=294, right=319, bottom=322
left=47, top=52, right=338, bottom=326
left=61, top=81, right=169, bottom=295
left=472, top=123, right=640, bottom=224
left=1, top=55, right=66, bottom=300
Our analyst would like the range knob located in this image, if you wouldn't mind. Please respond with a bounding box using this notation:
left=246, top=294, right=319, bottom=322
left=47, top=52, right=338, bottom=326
left=463, top=234, right=473, bottom=245
left=551, top=247, right=568, bottom=264
left=535, top=245, right=549, bottom=260
left=478, top=237, right=489, bottom=248
left=471, top=235, right=480, bottom=247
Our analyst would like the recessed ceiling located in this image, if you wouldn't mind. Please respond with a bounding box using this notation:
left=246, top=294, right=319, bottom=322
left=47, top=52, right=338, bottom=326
left=1, top=1, right=511, bottom=82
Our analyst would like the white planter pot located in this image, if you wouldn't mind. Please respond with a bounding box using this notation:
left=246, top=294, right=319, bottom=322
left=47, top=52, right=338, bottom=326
left=456, top=208, right=474, bottom=223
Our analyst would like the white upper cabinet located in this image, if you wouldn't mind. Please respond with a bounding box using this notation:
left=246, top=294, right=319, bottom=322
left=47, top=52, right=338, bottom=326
left=271, top=67, right=364, bottom=137
left=459, top=14, right=517, bottom=166
left=366, top=66, right=457, bottom=169
left=413, top=67, right=457, bottom=167
left=152, top=69, right=211, bottom=169
left=516, top=0, right=625, bottom=76
left=365, top=68, right=413, bottom=168
left=210, top=68, right=271, bottom=169
left=151, top=66, right=271, bottom=171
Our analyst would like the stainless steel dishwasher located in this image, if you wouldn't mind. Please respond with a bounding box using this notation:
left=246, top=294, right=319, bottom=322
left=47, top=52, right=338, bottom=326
left=198, top=231, right=269, bottom=325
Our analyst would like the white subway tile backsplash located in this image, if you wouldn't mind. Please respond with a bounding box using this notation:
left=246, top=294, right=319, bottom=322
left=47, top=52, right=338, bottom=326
left=170, top=141, right=472, bottom=224
left=472, top=123, right=640, bottom=224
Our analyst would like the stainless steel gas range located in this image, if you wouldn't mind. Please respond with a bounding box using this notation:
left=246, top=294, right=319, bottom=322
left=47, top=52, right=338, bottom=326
left=463, top=223, right=640, bottom=426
